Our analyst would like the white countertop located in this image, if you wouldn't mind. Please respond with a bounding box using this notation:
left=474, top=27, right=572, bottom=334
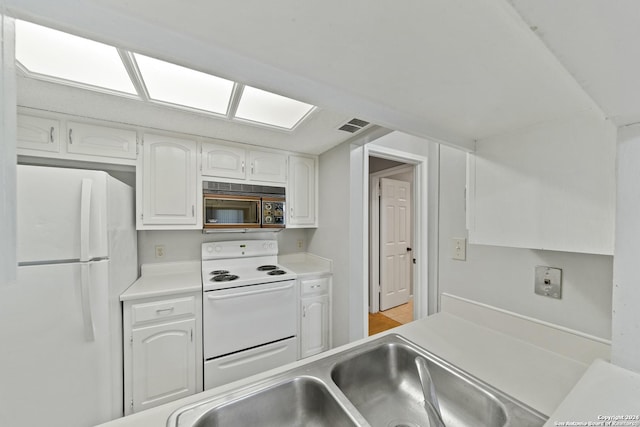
left=96, top=306, right=611, bottom=427
left=278, top=252, right=332, bottom=276
left=543, top=359, right=640, bottom=427
left=120, top=261, right=201, bottom=301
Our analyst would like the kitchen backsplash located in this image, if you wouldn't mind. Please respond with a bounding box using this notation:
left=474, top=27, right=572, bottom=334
left=137, top=228, right=311, bottom=266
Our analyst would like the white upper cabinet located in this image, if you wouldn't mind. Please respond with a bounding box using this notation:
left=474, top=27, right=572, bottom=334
left=67, top=121, right=137, bottom=159
left=17, top=111, right=138, bottom=166
left=287, top=154, right=317, bottom=227
left=201, top=140, right=287, bottom=184
left=467, top=110, right=616, bottom=255
left=248, top=150, right=287, bottom=183
left=17, top=114, right=60, bottom=153
left=138, top=133, right=198, bottom=228
left=201, top=141, right=246, bottom=180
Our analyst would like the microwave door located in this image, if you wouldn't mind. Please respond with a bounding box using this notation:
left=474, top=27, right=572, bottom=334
left=204, top=195, right=261, bottom=228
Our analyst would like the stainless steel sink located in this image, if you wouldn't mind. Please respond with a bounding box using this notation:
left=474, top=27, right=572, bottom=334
left=168, top=334, right=547, bottom=427
left=331, top=340, right=508, bottom=427
left=170, top=376, right=358, bottom=427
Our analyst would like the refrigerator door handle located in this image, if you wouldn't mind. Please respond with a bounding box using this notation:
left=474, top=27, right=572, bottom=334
left=80, top=178, right=92, bottom=262
left=80, top=263, right=96, bottom=341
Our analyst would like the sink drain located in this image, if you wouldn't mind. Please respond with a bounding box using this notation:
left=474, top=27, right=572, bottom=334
left=387, top=420, right=422, bottom=427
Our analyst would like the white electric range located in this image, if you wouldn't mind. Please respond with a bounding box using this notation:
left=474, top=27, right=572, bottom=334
left=201, top=240, right=298, bottom=389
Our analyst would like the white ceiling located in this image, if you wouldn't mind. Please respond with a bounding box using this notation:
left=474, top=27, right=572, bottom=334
left=509, top=0, right=640, bottom=127
left=5, top=0, right=638, bottom=154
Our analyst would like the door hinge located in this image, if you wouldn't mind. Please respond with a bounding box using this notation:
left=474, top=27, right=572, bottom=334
left=190, top=328, right=193, bottom=342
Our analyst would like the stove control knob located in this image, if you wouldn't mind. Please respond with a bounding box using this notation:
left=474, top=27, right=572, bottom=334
left=215, top=245, right=222, bottom=252
left=262, top=242, right=268, bottom=249
left=206, top=245, right=213, bottom=253
left=268, top=242, right=275, bottom=249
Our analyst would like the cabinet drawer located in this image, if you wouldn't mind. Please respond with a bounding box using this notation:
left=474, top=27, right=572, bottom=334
left=300, top=277, right=329, bottom=296
left=131, top=296, right=195, bottom=325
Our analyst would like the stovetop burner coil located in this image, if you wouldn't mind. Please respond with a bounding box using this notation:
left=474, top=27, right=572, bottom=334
left=211, top=274, right=239, bottom=282
left=210, top=270, right=230, bottom=275
left=267, top=270, right=287, bottom=276
left=257, top=265, right=278, bottom=271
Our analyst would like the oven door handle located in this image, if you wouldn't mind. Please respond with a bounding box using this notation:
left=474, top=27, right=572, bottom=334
left=206, top=283, right=293, bottom=300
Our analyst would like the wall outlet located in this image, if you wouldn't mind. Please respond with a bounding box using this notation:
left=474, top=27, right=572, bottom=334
left=534, top=266, right=562, bottom=299
left=297, top=239, right=304, bottom=250
left=155, top=245, right=165, bottom=259
left=452, top=238, right=466, bottom=261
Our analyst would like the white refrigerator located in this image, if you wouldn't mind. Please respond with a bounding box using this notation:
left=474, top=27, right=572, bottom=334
left=0, top=165, right=138, bottom=427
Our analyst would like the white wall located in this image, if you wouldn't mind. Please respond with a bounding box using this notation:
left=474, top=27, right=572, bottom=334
left=138, top=228, right=311, bottom=266
left=307, top=141, right=352, bottom=347
left=612, top=124, right=640, bottom=372
left=439, top=144, right=613, bottom=339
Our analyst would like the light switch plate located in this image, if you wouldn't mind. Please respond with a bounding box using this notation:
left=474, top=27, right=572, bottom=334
left=452, top=238, right=466, bottom=261
left=534, top=266, right=562, bottom=299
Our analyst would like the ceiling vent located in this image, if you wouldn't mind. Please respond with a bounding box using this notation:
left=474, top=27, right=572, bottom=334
left=338, top=118, right=370, bottom=133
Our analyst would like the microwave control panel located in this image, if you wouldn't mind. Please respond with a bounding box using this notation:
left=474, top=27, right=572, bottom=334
left=262, top=200, right=285, bottom=226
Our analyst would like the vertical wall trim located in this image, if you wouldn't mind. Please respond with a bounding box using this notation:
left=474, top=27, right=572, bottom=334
left=0, top=13, right=17, bottom=285
left=612, top=124, right=640, bottom=373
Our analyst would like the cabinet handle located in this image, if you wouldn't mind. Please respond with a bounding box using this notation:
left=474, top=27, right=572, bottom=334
left=50, top=126, right=54, bottom=143
left=241, top=161, right=245, bottom=173
left=68, top=129, right=73, bottom=144
left=303, top=305, right=306, bottom=318
left=156, top=307, right=175, bottom=315
left=290, top=207, right=294, bottom=217
left=251, top=163, right=254, bottom=175
left=192, top=205, right=195, bottom=216
left=311, top=284, right=321, bottom=289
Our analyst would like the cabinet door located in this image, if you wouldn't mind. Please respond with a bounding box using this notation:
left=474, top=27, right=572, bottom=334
left=131, top=318, right=196, bottom=413
left=248, top=150, right=287, bottom=183
left=300, top=295, right=329, bottom=358
left=141, top=133, right=197, bottom=225
left=201, top=141, right=247, bottom=179
left=67, top=121, right=137, bottom=159
left=17, top=114, right=60, bottom=152
left=288, top=155, right=317, bottom=227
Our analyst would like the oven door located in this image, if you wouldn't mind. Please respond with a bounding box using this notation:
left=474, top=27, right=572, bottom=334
left=203, top=195, right=261, bottom=228
left=203, top=280, right=296, bottom=359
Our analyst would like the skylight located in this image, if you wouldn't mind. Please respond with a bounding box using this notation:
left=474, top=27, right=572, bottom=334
left=134, top=54, right=235, bottom=115
left=235, top=86, right=314, bottom=129
left=14, top=20, right=315, bottom=131
left=15, top=20, right=136, bottom=95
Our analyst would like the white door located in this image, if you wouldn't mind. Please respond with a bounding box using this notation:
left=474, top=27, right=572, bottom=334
left=379, top=178, right=411, bottom=311
left=17, top=114, right=60, bottom=152
left=201, top=141, right=247, bottom=179
left=141, top=133, right=197, bottom=225
left=17, top=165, right=109, bottom=263
left=67, top=121, right=137, bottom=159
left=131, top=318, right=196, bottom=412
left=248, top=150, right=287, bottom=183
left=300, top=295, right=330, bottom=358
left=288, top=155, right=317, bottom=227
left=0, top=261, right=113, bottom=427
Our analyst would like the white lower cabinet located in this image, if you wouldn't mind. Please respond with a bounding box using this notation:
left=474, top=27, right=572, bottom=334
left=299, top=275, right=332, bottom=359
left=124, top=293, right=202, bottom=415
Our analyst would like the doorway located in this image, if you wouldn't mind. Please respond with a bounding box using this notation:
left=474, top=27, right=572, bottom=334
left=366, top=152, right=424, bottom=335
